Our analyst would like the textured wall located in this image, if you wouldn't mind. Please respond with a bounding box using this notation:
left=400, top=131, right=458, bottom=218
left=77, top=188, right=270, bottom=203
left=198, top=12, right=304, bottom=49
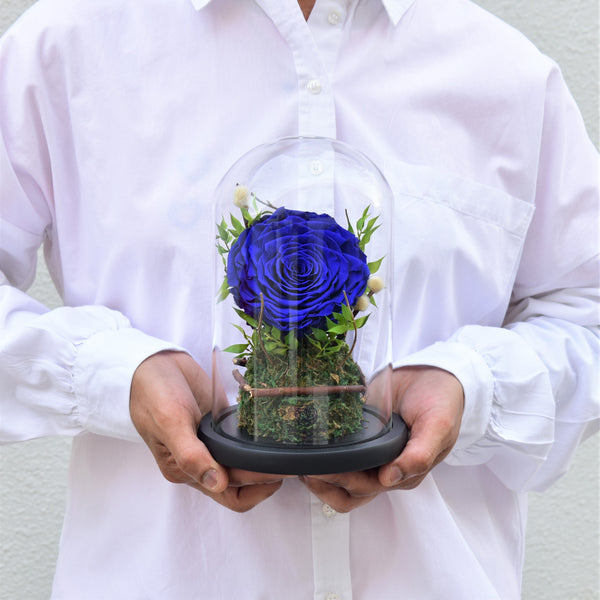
left=0, top=1, right=598, bottom=599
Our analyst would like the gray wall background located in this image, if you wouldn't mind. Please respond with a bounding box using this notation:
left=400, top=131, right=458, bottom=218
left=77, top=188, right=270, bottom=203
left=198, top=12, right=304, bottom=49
left=0, top=1, right=598, bottom=598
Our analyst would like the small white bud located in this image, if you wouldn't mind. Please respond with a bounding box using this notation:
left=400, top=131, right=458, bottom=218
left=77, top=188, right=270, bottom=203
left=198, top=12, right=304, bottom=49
left=368, top=275, right=384, bottom=293
left=233, top=184, right=249, bottom=208
left=355, top=295, right=370, bottom=312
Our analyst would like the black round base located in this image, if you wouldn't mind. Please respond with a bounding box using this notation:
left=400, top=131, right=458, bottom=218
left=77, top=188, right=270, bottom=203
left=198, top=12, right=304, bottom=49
left=198, top=405, right=408, bottom=475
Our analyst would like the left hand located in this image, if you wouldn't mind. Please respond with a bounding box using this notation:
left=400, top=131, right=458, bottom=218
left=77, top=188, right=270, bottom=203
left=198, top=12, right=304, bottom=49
left=300, top=366, right=464, bottom=512
left=130, top=350, right=286, bottom=512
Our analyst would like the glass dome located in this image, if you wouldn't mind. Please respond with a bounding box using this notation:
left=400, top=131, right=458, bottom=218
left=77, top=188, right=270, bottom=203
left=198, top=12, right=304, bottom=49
left=198, top=137, right=407, bottom=474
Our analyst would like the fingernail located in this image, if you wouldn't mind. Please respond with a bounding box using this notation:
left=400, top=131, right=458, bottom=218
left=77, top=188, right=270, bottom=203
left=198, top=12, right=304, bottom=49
left=389, top=465, right=404, bottom=485
left=201, top=468, right=219, bottom=490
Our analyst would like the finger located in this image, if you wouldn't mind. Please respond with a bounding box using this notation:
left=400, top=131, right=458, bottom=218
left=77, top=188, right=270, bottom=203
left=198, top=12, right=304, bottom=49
left=150, top=391, right=228, bottom=493
left=170, top=434, right=229, bottom=493
left=379, top=412, right=456, bottom=488
left=304, top=469, right=381, bottom=496
left=300, top=477, right=377, bottom=513
left=227, top=468, right=291, bottom=487
left=232, top=481, right=284, bottom=511
left=130, top=352, right=228, bottom=493
left=190, top=480, right=284, bottom=513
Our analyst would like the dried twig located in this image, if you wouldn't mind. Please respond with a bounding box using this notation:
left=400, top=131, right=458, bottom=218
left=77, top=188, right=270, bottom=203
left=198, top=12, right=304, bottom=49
left=247, top=384, right=366, bottom=398
left=232, top=369, right=252, bottom=392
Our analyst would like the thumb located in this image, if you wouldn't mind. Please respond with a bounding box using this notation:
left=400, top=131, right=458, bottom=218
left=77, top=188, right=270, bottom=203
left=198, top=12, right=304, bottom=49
left=130, top=351, right=228, bottom=493
left=378, top=412, right=456, bottom=489
left=167, top=423, right=229, bottom=493
left=166, top=354, right=229, bottom=493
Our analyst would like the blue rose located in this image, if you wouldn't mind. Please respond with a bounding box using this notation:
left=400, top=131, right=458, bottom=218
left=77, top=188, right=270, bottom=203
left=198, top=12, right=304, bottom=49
left=227, top=207, right=369, bottom=334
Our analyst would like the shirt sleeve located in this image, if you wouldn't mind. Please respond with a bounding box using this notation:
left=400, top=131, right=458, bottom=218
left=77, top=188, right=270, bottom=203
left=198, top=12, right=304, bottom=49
left=394, top=64, right=600, bottom=493
left=0, top=24, right=181, bottom=444
left=0, top=282, right=182, bottom=443
left=0, top=221, right=181, bottom=443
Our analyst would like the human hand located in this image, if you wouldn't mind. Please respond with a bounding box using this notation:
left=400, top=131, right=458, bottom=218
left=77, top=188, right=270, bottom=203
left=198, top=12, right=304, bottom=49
left=300, top=366, right=464, bottom=512
left=130, top=350, right=284, bottom=512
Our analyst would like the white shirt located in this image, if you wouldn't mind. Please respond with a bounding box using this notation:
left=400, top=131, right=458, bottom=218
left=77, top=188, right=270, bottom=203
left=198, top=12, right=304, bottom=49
left=1, top=0, right=598, bottom=598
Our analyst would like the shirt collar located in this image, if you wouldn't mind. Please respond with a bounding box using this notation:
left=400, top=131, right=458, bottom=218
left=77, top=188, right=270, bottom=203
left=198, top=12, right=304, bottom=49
left=189, top=0, right=416, bottom=26
left=189, top=0, right=211, bottom=9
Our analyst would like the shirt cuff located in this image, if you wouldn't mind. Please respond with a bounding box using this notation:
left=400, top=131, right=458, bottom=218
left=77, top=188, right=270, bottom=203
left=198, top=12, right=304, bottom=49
left=393, top=341, right=494, bottom=452
left=74, top=327, right=183, bottom=442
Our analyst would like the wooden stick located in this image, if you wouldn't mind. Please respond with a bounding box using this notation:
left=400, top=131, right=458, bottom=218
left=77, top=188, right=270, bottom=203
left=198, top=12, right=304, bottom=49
left=232, top=369, right=252, bottom=392
left=248, top=384, right=366, bottom=398
left=232, top=372, right=366, bottom=398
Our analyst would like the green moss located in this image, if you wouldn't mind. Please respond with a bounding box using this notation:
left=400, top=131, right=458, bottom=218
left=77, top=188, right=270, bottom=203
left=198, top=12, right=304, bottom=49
left=237, top=340, right=365, bottom=444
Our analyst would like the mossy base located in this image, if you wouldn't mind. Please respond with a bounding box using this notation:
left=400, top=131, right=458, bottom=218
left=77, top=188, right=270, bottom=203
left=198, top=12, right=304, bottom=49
left=237, top=342, right=365, bottom=444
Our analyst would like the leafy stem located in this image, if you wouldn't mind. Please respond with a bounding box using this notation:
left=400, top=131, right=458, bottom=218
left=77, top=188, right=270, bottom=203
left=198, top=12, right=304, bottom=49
left=342, top=290, right=358, bottom=358
left=257, top=293, right=274, bottom=365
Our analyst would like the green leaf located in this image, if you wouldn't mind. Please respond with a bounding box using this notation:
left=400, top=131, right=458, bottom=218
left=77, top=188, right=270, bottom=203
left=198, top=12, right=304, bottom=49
left=323, top=340, right=344, bottom=354
left=356, top=206, right=370, bottom=232
left=232, top=324, right=253, bottom=344
left=365, top=216, right=379, bottom=234
left=367, top=257, right=384, bottom=274
left=345, top=209, right=355, bottom=235
left=217, top=218, right=230, bottom=243
left=327, top=324, right=349, bottom=335
left=271, top=346, right=287, bottom=357
left=234, top=308, right=258, bottom=328
left=216, top=277, right=229, bottom=302
left=307, top=336, right=323, bottom=349
left=285, top=332, right=298, bottom=351
left=268, top=325, right=284, bottom=339
left=341, top=303, right=353, bottom=322
left=229, top=214, right=245, bottom=236
left=241, top=207, right=252, bottom=224
left=311, top=328, right=329, bottom=343
left=224, top=343, right=249, bottom=354
left=354, top=314, right=369, bottom=329
left=360, top=224, right=380, bottom=248
left=356, top=215, right=367, bottom=233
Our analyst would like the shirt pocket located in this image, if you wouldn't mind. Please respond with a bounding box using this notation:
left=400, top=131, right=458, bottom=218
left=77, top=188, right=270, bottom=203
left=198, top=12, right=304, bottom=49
left=382, top=160, right=535, bottom=354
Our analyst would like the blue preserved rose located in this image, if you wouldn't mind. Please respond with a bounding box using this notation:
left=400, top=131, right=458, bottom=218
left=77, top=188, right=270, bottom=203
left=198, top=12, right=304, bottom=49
left=227, top=208, right=370, bottom=334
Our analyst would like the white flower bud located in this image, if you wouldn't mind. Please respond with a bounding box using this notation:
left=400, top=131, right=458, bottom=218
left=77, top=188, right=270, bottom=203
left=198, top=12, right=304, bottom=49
left=368, top=275, right=384, bottom=293
left=233, top=184, right=249, bottom=208
left=355, top=294, right=370, bottom=312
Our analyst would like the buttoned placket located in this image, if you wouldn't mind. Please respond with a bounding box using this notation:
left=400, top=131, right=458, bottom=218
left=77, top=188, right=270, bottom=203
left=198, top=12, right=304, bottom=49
left=310, top=493, right=353, bottom=600
left=255, top=0, right=349, bottom=140
left=253, top=2, right=355, bottom=598
left=302, top=5, right=353, bottom=599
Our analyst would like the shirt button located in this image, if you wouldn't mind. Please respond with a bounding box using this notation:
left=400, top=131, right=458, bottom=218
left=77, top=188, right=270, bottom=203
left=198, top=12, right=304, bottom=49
left=310, top=159, right=323, bottom=175
left=322, top=503, right=337, bottom=518
left=307, top=78, right=322, bottom=94
left=327, top=11, right=341, bottom=25
left=325, top=594, right=340, bottom=600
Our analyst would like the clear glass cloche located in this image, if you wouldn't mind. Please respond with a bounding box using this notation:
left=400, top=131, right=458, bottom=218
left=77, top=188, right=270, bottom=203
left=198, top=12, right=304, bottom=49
left=198, top=136, right=407, bottom=474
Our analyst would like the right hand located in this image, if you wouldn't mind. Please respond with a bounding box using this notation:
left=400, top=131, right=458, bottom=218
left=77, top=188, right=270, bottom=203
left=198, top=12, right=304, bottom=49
left=129, top=350, right=284, bottom=512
